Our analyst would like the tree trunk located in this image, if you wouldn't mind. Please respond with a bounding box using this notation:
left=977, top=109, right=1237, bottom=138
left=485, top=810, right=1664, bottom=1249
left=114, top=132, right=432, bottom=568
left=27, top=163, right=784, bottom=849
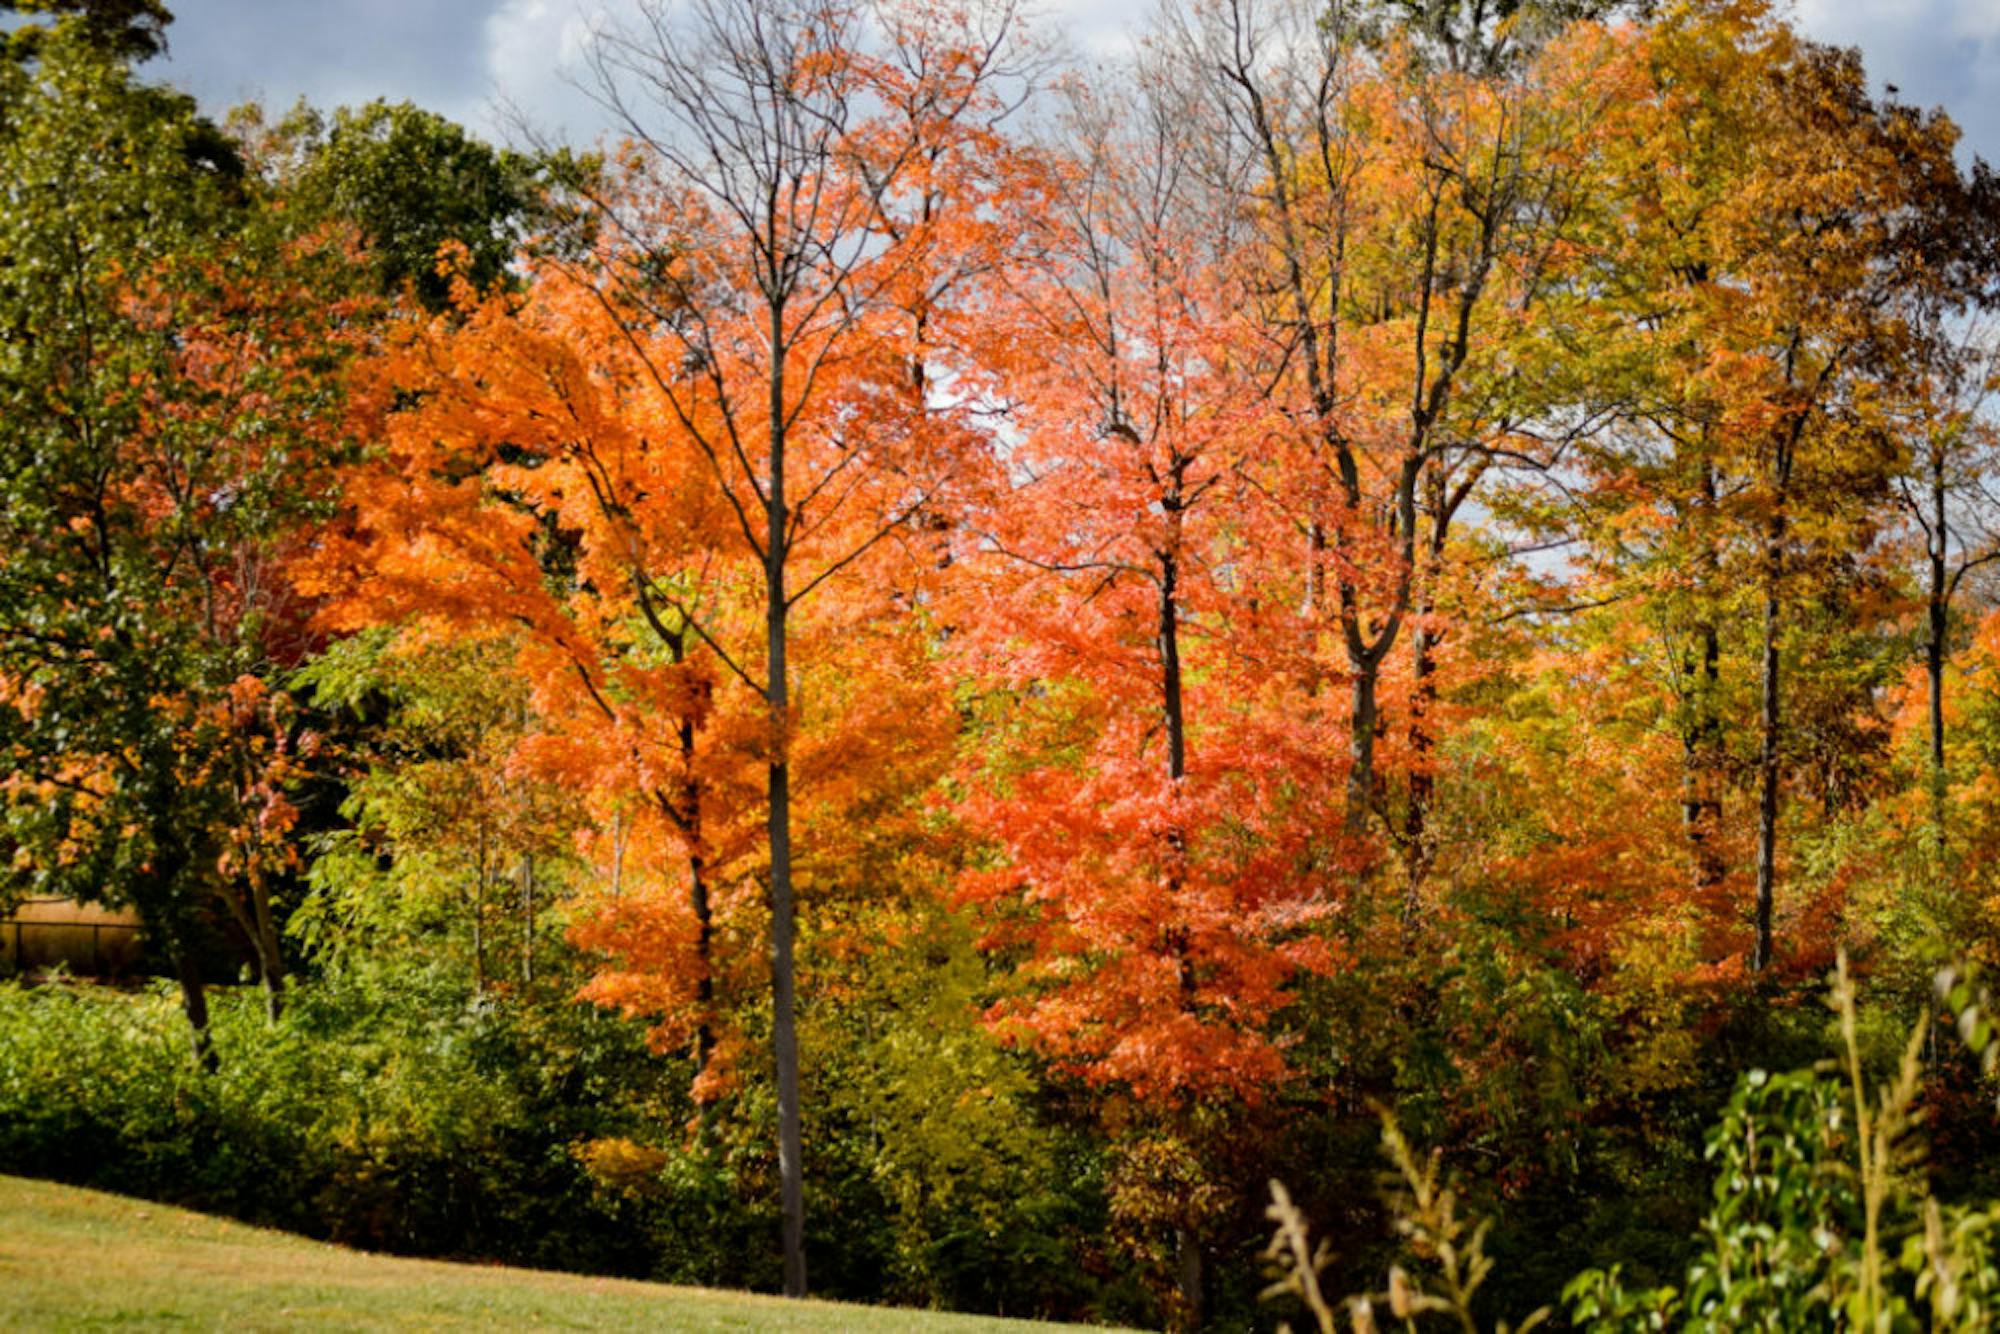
left=173, top=945, right=218, bottom=1073
left=1752, top=443, right=1790, bottom=974
left=1754, top=585, right=1779, bottom=972
left=256, top=948, right=285, bottom=1025
left=1682, top=620, right=1726, bottom=897
left=214, top=872, right=285, bottom=1025
left=1928, top=587, right=1948, bottom=846
left=246, top=864, right=285, bottom=1024
left=519, top=854, right=535, bottom=986
left=1346, top=665, right=1380, bottom=833
left=1160, top=531, right=1203, bottom=1326
left=1928, top=457, right=1949, bottom=848
left=646, top=789, right=716, bottom=1078
left=1158, top=544, right=1198, bottom=999
left=768, top=308, right=808, bottom=1300
left=1403, top=464, right=1483, bottom=916
left=472, top=822, right=488, bottom=998
left=1405, top=618, right=1437, bottom=920
left=1174, top=1223, right=1204, bottom=1332
left=1160, top=548, right=1186, bottom=786
left=1302, top=519, right=1326, bottom=618
left=1752, top=440, right=1800, bottom=980
left=1684, top=459, right=1727, bottom=898
left=690, top=850, right=715, bottom=1073
left=676, top=715, right=717, bottom=1077
left=768, top=743, right=805, bottom=1298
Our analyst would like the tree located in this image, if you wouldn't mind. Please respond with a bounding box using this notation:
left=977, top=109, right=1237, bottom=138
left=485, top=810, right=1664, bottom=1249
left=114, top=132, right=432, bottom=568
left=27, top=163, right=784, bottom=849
left=564, top=0, right=1033, bottom=1294
left=303, top=0, right=1031, bottom=1291
left=232, top=99, right=579, bottom=312
left=1159, top=0, right=1624, bottom=859
left=293, top=631, right=580, bottom=997
left=1548, top=2, right=1996, bottom=971
left=1, top=0, right=171, bottom=65
left=0, top=31, right=363, bottom=1059
left=953, top=64, right=1338, bottom=1322
left=1363, top=0, right=1654, bottom=72
left=304, top=261, right=750, bottom=1057
left=1893, top=330, right=2000, bottom=848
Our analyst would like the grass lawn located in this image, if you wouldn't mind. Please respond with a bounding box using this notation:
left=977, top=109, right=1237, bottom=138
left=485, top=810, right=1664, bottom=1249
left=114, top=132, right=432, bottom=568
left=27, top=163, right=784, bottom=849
left=0, top=1175, right=1072, bottom=1331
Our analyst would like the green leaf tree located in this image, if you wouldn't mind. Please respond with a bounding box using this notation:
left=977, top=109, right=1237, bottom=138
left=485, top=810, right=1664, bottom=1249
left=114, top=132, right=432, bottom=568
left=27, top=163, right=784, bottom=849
left=1, top=0, right=172, bottom=66
left=231, top=98, right=582, bottom=312
left=0, top=30, right=364, bottom=1062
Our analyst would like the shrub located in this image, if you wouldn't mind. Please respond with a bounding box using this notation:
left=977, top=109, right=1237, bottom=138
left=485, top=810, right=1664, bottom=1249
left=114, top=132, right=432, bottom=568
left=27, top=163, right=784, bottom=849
left=1263, top=955, right=2000, bottom=1333
left=0, top=969, right=664, bottom=1271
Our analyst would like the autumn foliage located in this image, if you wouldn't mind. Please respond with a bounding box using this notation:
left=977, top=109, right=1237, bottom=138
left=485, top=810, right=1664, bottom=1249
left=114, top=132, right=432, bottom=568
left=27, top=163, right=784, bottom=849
left=18, top=0, right=2000, bottom=1326
left=279, top=0, right=2000, bottom=1311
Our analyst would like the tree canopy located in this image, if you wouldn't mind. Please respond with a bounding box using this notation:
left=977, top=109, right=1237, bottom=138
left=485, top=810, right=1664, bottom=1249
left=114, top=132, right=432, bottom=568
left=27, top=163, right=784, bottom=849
left=11, top=0, right=2000, bottom=1328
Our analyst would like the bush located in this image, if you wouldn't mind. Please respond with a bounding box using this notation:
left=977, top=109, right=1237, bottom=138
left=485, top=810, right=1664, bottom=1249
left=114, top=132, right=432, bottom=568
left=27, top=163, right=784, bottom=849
left=0, top=967, right=668, bottom=1274
left=0, top=959, right=1127, bottom=1321
left=1262, top=955, right=2000, bottom=1333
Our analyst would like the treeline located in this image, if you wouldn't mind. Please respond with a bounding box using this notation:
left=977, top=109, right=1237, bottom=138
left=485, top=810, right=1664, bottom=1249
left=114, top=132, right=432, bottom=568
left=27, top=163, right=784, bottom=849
left=7, top=0, right=2000, bottom=1326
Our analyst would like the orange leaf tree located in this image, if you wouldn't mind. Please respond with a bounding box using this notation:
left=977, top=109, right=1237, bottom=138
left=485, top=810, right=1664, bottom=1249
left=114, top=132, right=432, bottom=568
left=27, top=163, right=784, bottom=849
left=309, top=0, right=1033, bottom=1294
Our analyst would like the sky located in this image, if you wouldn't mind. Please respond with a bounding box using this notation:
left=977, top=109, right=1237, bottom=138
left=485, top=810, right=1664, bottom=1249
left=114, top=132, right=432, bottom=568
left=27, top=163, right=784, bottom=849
left=153, top=0, right=2000, bottom=162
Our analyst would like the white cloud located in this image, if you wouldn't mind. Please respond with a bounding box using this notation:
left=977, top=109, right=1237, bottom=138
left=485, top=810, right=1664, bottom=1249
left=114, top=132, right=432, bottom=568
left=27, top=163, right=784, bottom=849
left=1031, top=0, right=2000, bottom=165
left=475, top=0, right=1158, bottom=144
left=1794, top=0, right=2000, bottom=161
left=151, top=0, right=2000, bottom=167
left=477, top=0, right=645, bottom=146
left=1036, top=0, right=1151, bottom=60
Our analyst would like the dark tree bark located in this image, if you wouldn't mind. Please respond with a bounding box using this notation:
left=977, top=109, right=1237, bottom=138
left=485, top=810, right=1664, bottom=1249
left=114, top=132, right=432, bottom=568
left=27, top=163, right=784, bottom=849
left=1158, top=518, right=1200, bottom=1328
left=1927, top=446, right=1950, bottom=843
left=678, top=701, right=717, bottom=1074
left=1683, top=459, right=1727, bottom=898
left=214, top=864, right=286, bottom=1024
left=472, top=821, right=488, bottom=997
left=1752, top=434, right=1794, bottom=974
left=1406, top=617, right=1438, bottom=906
left=1682, top=618, right=1727, bottom=896
left=1160, top=547, right=1187, bottom=786
left=519, top=854, right=536, bottom=986
left=171, top=943, right=218, bottom=1073
left=1403, top=461, right=1482, bottom=916
left=1347, top=664, right=1381, bottom=831
left=1175, top=1223, right=1205, bottom=1331
left=247, top=865, right=285, bottom=1024
left=1753, top=583, right=1780, bottom=971
left=766, top=303, right=807, bottom=1298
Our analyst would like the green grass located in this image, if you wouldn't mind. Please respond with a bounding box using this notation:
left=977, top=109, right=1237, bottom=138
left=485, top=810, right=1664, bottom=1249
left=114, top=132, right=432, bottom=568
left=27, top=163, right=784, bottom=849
left=0, top=1175, right=1070, bottom=1331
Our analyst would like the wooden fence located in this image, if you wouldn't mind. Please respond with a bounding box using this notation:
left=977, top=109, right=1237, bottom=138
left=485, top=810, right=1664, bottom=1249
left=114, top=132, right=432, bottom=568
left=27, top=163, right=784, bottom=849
left=0, top=897, right=145, bottom=975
